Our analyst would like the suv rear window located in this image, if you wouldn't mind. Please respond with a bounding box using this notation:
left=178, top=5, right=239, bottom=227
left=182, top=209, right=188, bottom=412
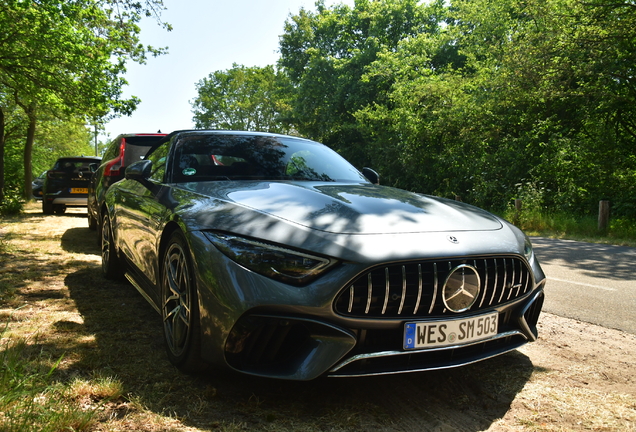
left=103, top=135, right=165, bottom=167
left=52, top=158, right=97, bottom=173
left=122, top=136, right=164, bottom=165
left=123, top=144, right=153, bottom=165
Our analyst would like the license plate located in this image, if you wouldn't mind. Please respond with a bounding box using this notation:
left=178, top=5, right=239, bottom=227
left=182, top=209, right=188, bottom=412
left=404, top=312, right=498, bottom=350
left=70, top=188, right=88, bottom=194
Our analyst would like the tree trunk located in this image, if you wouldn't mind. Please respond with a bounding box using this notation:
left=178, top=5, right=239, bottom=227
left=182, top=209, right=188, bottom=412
left=0, top=107, right=5, bottom=205
left=23, top=104, right=36, bottom=201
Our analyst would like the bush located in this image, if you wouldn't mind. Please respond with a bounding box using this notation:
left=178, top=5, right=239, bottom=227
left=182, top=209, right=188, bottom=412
left=0, top=188, right=24, bottom=216
left=502, top=206, right=636, bottom=246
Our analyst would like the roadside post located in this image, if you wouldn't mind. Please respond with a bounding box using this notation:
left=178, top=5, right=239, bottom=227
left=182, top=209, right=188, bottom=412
left=598, top=200, right=610, bottom=233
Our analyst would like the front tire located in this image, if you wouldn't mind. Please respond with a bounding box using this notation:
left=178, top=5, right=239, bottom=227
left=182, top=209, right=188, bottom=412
left=101, top=213, right=123, bottom=280
left=161, top=231, right=203, bottom=372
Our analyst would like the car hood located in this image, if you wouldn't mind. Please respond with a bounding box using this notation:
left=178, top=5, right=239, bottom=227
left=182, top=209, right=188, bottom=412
left=176, top=181, right=502, bottom=235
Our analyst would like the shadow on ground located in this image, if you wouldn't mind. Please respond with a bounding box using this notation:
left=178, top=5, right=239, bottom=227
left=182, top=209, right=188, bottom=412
left=1, top=212, right=536, bottom=431
left=64, top=263, right=535, bottom=431
left=61, top=227, right=99, bottom=254
left=531, top=236, right=636, bottom=282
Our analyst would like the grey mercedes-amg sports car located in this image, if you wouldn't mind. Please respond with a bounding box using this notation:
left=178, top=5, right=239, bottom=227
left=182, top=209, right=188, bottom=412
left=102, top=130, right=545, bottom=380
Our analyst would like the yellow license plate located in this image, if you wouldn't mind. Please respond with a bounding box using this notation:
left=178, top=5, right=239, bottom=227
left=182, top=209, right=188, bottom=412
left=70, top=188, right=88, bottom=194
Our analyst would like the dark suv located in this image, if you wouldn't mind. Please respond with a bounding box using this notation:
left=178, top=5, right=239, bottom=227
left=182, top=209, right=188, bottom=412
left=42, top=156, right=102, bottom=214
left=88, top=133, right=166, bottom=230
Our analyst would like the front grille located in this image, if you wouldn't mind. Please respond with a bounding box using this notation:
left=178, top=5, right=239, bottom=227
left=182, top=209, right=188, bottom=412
left=334, top=256, right=533, bottom=318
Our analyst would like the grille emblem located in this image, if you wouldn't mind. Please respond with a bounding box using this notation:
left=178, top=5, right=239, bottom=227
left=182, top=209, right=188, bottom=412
left=442, top=265, right=481, bottom=312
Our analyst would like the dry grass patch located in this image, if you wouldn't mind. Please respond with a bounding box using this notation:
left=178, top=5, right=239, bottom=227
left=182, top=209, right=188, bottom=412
left=0, top=202, right=635, bottom=431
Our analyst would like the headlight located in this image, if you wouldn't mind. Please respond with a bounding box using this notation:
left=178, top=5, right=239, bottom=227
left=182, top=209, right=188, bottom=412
left=204, top=232, right=337, bottom=285
left=523, top=236, right=534, bottom=263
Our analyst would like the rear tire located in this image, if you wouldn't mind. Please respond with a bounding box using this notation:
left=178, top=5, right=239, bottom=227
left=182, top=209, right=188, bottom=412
left=161, top=231, right=204, bottom=372
left=42, top=201, right=53, bottom=215
left=101, top=214, right=124, bottom=280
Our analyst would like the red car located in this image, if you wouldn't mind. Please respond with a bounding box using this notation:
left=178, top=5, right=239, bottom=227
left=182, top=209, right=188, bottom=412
left=88, top=133, right=166, bottom=229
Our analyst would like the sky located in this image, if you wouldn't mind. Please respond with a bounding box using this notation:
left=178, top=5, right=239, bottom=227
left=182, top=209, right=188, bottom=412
left=101, top=0, right=352, bottom=143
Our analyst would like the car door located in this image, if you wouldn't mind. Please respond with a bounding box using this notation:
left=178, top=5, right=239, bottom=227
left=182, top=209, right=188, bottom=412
left=114, top=141, right=172, bottom=293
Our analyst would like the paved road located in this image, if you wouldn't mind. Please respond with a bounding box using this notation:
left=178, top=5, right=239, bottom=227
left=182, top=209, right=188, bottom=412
left=530, top=237, right=636, bottom=334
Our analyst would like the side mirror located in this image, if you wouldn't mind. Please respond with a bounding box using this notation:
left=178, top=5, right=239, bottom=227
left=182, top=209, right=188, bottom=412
left=362, top=167, right=380, bottom=185
left=125, top=159, right=153, bottom=182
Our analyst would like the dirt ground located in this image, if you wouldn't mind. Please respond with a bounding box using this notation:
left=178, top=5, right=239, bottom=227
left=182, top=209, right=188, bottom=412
left=0, top=204, right=635, bottom=431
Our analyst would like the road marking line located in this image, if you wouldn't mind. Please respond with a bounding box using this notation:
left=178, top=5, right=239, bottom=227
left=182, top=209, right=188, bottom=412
left=549, top=277, right=617, bottom=291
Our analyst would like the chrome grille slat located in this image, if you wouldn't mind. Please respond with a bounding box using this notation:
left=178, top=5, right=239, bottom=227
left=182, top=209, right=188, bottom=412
left=489, top=259, right=498, bottom=306
left=398, top=266, right=406, bottom=315
left=335, top=256, right=533, bottom=318
left=381, top=267, right=389, bottom=315
left=508, top=260, right=516, bottom=300
left=479, top=259, right=488, bottom=308
left=348, top=285, right=354, bottom=313
left=515, top=262, right=523, bottom=297
left=498, top=259, right=508, bottom=303
left=428, top=263, right=438, bottom=314
left=365, top=273, right=372, bottom=314
left=413, top=264, right=422, bottom=314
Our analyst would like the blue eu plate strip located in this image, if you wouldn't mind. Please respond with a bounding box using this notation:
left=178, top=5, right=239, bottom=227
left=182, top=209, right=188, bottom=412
left=404, top=323, right=416, bottom=349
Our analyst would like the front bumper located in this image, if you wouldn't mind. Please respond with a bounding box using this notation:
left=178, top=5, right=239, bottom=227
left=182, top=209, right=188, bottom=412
left=188, top=230, right=546, bottom=381
left=223, top=285, right=544, bottom=380
left=329, top=287, right=544, bottom=377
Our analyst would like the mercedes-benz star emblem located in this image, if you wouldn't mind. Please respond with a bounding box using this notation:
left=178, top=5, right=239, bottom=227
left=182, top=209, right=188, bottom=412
left=442, top=265, right=481, bottom=312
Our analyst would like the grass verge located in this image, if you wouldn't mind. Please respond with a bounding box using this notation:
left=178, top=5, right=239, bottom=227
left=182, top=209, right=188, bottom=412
left=0, top=202, right=634, bottom=431
left=503, top=209, right=636, bottom=247
left=0, top=322, right=102, bottom=432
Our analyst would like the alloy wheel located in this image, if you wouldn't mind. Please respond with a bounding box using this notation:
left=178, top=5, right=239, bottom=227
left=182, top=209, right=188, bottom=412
left=162, top=241, right=192, bottom=358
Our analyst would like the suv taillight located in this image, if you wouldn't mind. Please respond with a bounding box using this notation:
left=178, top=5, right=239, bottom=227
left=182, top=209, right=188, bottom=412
left=104, top=139, right=126, bottom=177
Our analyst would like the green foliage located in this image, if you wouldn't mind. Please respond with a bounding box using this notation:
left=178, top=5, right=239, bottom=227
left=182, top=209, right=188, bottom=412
left=192, top=64, right=294, bottom=133
left=0, top=0, right=168, bottom=116
left=0, top=188, right=23, bottom=215
left=275, top=0, right=636, bottom=218
left=32, top=118, right=96, bottom=174
left=4, top=0, right=636, bottom=222
left=503, top=209, right=636, bottom=246
left=0, top=101, right=94, bottom=206
left=0, top=0, right=168, bottom=202
left=279, top=0, right=449, bottom=161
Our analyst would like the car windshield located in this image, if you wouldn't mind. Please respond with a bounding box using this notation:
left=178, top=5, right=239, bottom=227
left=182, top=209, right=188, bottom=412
left=171, top=134, right=368, bottom=183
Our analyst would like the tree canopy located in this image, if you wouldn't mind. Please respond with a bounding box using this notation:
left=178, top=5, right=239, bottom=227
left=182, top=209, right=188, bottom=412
left=4, top=0, right=636, bottom=220
left=191, top=64, right=293, bottom=134
left=0, top=0, right=168, bottom=206
left=273, top=0, right=636, bottom=216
